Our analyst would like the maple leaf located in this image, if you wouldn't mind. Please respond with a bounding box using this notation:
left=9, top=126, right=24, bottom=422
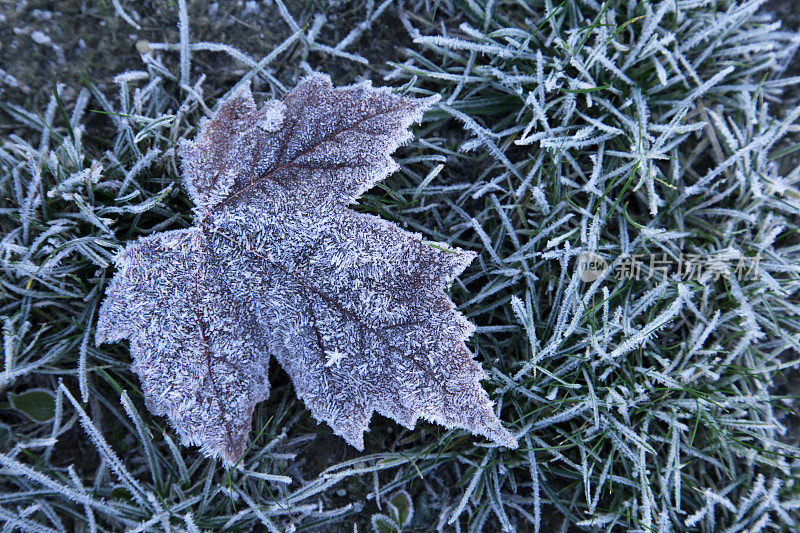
left=96, top=73, right=518, bottom=463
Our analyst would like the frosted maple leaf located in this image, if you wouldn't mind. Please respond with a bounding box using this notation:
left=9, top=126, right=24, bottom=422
left=96, top=73, right=518, bottom=462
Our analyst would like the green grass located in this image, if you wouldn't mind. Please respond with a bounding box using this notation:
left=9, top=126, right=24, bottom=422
left=2, top=0, right=800, bottom=531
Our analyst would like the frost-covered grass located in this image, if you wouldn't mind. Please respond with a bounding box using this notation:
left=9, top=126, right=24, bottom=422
left=2, top=0, right=800, bottom=531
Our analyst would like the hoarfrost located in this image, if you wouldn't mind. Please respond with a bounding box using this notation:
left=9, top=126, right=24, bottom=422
left=96, top=73, right=517, bottom=462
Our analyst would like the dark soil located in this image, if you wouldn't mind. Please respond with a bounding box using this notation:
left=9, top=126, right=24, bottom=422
left=0, top=0, right=415, bottom=110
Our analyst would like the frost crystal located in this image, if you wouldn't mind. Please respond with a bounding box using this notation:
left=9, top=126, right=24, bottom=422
left=96, top=73, right=517, bottom=462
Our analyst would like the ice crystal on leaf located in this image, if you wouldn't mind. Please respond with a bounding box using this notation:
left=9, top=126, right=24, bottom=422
left=95, top=73, right=518, bottom=463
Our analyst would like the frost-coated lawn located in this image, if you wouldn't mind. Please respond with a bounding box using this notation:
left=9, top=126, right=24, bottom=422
left=1, top=1, right=800, bottom=531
